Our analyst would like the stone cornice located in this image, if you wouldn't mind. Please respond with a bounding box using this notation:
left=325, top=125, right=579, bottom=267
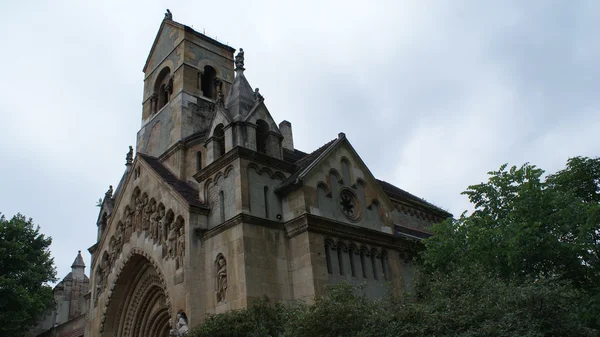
left=284, top=214, right=422, bottom=252
left=196, top=213, right=284, bottom=240
left=193, top=146, right=296, bottom=183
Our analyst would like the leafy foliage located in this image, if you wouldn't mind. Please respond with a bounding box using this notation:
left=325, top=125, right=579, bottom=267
left=421, top=156, right=600, bottom=329
left=0, top=213, right=57, bottom=337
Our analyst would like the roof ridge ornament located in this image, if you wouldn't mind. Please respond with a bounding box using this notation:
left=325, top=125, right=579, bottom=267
left=165, top=9, right=173, bottom=20
left=253, top=88, right=264, bottom=102
left=234, top=48, right=244, bottom=71
left=105, top=185, right=113, bottom=199
left=126, top=146, right=133, bottom=166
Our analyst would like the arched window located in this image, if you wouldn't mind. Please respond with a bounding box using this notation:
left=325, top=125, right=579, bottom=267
left=341, top=158, right=351, bottom=185
left=263, top=186, right=269, bottom=218
left=255, top=119, right=269, bottom=154
left=349, top=248, right=356, bottom=277
left=201, top=66, right=217, bottom=99
left=380, top=252, right=389, bottom=281
left=154, top=67, right=172, bottom=113
left=371, top=252, right=378, bottom=280
left=325, top=241, right=333, bottom=275
left=360, top=249, right=368, bottom=278
left=219, top=191, right=225, bottom=223
left=213, top=124, right=225, bottom=158
left=196, top=151, right=202, bottom=172
left=337, top=245, right=345, bottom=276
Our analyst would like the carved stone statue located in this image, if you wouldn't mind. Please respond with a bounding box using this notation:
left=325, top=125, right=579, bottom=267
left=109, top=236, right=117, bottom=266
left=126, top=146, right=133, bottom=165
left=105, top=185, right=113, bottom=199
left=150, top=208, right=161, bottom=242
left=158, top=209, right=167, bottom=244
left=134, top=197, right=144, bottom=232
left=124, top=208, right=133, bottom=242
left=254, top=88, right=263, bottom=102
left=167, top=226, right=177, bottom=259
left=169, top=312, right=189, bottom=336
left=116, top=222, right=124, bottom=254
left=177, top=227, right=185, bottom=268
left=234, top=48, right=244, bottom=70
left=216, top=255, right=227, bottom=303
left=215, top=88, right=224, bottom=107
left=143, top=199, right=154, bottom=233
left=164, top=9, right=173, bottom=20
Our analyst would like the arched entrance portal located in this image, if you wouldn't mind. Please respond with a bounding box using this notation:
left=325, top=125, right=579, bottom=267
left=101, top=253, right=172, bottom=337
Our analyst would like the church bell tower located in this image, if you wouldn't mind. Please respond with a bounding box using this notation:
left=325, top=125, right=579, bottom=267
left=137, top=13, right=236, bottom=158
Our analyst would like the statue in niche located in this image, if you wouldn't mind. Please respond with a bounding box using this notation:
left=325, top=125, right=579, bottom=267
left=109, top=237, right=117, bottom=267
left=124, top=208, right=133, bottom=242
left=161, top=214, right=172, bottom=246
left=177, top=227, right=185, bottom=268
left=169, top=312, right=189, bottom=336
left=115, top=222, right=124, bottom=255
left=167, top=225, right=177, bottom=259
left=142, top=197, right=152, bottom=232
left=150, top=208, right=161, bottom=242
left=134, top=197, right=144, bottom=232
left=156, top=208, right=166, bottom=244
left=216, top=255, right=227, bottom=303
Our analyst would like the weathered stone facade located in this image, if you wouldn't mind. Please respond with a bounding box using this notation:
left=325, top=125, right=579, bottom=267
left=27, top=252, right=90, bottom=337
left=85, top=11, right=451, bottom=337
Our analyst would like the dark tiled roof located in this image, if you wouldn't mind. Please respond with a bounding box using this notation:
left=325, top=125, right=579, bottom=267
left=276, top=139, right=338, bottom=192
left=394, top=224, right=432, bottom=239
left=138, top=153, right=207, bottom=209
left=282, top=148, right=308, bottom=163
left=377, top=179, right=450, bottom=217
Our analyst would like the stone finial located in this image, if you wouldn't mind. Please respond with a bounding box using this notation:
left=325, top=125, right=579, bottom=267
left=165, top=9, right=173, bottom=20
left=216, top=88, right=224, bottom=107
left=234, top=48, right=244, bottom=71
left=338, top=132, right=346, bottom=139
left=126, top=146, right=133, bottom=166
left=105, top=185, right=113, bottom=199
left=253, top=88, right=263, bottom=102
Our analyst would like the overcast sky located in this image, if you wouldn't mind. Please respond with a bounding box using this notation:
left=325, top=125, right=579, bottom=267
left=1, top=0, right=599, bottom=283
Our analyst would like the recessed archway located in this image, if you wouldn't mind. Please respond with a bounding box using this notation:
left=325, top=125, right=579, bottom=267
left=100, top=252, right=172, bottom=337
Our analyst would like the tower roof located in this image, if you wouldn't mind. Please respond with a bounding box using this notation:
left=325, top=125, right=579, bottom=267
left=71, top=250, right=86, bottom=268
left=225, top=49, right=257, bottom=120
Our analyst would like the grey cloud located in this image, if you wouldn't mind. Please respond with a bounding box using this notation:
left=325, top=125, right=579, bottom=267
left=1, top=0, right=598, bottom=281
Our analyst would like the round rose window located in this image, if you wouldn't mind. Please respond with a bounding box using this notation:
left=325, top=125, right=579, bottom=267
left=339, top=188, right=361, bottom=221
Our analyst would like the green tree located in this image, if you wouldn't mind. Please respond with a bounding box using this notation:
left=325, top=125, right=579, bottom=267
left=420, top=156, right=600, bottom=329
left=0, top=213, right=57, bottom=337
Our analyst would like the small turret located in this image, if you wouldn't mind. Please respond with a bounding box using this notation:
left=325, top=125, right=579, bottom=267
left=71, top=250, right=86, bottom=281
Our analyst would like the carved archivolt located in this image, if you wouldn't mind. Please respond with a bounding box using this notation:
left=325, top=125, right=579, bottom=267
left=95, top=188, right=187, bottom=305
left=98, top=248, right=172, bottom=336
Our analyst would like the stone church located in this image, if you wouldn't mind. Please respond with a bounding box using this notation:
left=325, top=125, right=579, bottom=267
left=84, top=10, right=451, bottom=337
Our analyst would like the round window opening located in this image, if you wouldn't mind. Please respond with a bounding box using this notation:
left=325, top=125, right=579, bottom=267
left=339, top=188, right=361, bottom=221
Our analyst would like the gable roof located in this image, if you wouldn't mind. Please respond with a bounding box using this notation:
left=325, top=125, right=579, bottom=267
left=377, top=179, right=451, bottom=217
left=276, top=136, right=450, bottom=217
left=143, top=19, right=235, bottom=73
left=276, top=138, right=339, bottom=193
left=138, top=153, right=207, bottom=209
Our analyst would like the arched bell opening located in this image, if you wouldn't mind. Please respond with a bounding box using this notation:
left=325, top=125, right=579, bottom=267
left=100, top=253, right=172, bottom=337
